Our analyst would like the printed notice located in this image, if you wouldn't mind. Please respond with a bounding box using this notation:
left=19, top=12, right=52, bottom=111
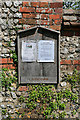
left=38, top=40, right=54, bottom=62
left=22, top=41, right=36, bottom=62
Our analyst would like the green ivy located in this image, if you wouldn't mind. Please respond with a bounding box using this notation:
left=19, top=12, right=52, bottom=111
left=63, top=69, right=80, bottom=88
left=10, top=50, right=18, bottom=64
left=19, top=96, right=25, bottom=103
left=17, top=83, right=78, bottom=118
left=1, top=68, right=17, bottom=91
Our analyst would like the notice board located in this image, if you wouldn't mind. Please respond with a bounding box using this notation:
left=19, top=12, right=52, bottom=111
left=17, top=26, right=60, bottom=84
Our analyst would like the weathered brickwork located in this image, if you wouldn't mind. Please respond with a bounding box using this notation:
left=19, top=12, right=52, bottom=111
left=19, top=1, right=63, bottom=30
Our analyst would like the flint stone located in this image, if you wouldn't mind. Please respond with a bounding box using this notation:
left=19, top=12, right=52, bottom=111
left=16, top=92, right=21, bottom=97
left=2, top=48, right=9, bottom=54
left=14, top=19, right=19, bottom=24
left=5, top=54, right=10, bottom=57
left=5, top=91, right=10, bottom=97
left=3, top=31, right=8, bottom=36
left=14, top=1, right=22, bottom=7
left=0, top=54, right=5, bottom=57
left=15, top=105, right=20, bottom=108
left=66, top=111, right=71, bottom=115
left=0, top=19, right=6, bottom=25
left=11, top=92, right=17, bottom=99
left=10, top=42, right=15, bottom=47
left=8, top=19, right=14, bottom=26
left=1, top=105, right=6, bottom=109
left=10, top=30, right=16, bottom=35
left=0, top=8, right=1, bottom=13
left=0, top=42, right=2, bottom=46
left=0, top=38, right=2, bottom=41
left=75, top=105, right=79, bottom=110
left=7, top=105, right=14, bottom=109
left=5, top=1, right=12, bottom=7
left=69, top=47, right=75, bottom=53
left=1, top=92, right=5, bottom=96
left=2, top=13, right=8, bottom=19
left=31, top=114, right=38, bottom=119
left=1, top=25, right=7, bottom=30
left=72, top=88, right=76, bottom=93
left=68, top=54, right=74, bottom=59
left=61, top=48, right=68, bottom=54
left=9, top=13, right=13, bottom=18
left=14, top=13, right=22, bottom=18
left=10, top=47, right=15, bottom=52
left=60, top=82, right=67, bottom=87
left=66, top=37, right=70, bottom=41
left=0, top=96, right=3, bottom=102
left=22, top=103, right=26, bottom=108
left=63, top=16, right=77, bottom=21
left=10, top=7, right=18, bottom=12
left=76, top=48, right=80, bottom=53
left=2, top=8, right=9, bottom=13
left=10, top=86, right=16, bottom=91
left=5, top=98, right=12, bottom=102
left=0, top=18, right=3, bottom=24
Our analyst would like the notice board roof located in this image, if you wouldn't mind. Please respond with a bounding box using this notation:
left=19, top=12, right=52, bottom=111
left=18, top=26, right=60, bottom=34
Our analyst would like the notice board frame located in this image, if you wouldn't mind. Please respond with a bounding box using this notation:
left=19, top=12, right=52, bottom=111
left=17, top=26, right=60, bottom=84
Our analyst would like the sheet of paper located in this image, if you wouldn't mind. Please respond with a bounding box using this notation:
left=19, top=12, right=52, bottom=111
left=22, top=41, right=37, bottom=62
left=38, top=40, right=54, bottom=62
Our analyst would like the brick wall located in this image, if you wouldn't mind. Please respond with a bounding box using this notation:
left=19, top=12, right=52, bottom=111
left=19, top=1, right=63, bottom=31
left=61, top=9, right=80, bottom=36
left=0, top=58, right=15, bottom=69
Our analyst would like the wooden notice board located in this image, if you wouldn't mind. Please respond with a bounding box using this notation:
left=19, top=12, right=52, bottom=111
left=17, top=26, right=60, bottom=84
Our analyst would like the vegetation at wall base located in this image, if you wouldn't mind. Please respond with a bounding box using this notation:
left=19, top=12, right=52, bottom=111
left=1, top=67, right=79, bottom=119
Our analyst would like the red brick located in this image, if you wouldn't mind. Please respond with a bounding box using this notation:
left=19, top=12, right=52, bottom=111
left=10, top=64, right=15, bottom=69
left=39, top=0, right=52, bottom=1
left=50, top=2, right=63, bottom=8
left=55, top=8, right=63, bottom=14
left=49, top=14, right=60, bottom=19
left=73, top=60, right=80, bottom=65
left=31, top=2, right=39, bottom=7
left=23, top=2, right=30, bottom=7
left=19, top=19, right=36, bottom=25
left=2, top=58, right=7, bottom=64
left=7, top=58, right=13, bottom=63
left=76, top=65, right=80, bottom=70
left=40, top=2, right=48, bottom=7
left=19, top=7, right=35, bottom=13
left=0, top=58, right=2, bottom=64
left=40, top=20, right=51, bottom=25
left=36, top=8, right=53, bottom=14
left=23, top=13, right=36, bottom=18
left=64, top=22, right=70, bottom=26
left=60, top=60, right=72, bottom=65
left=40, top=14, right=48, bottom=20
left=54, top=19, right=62, bottom=25
left=0, top=65, right=2, bottom=69
left=67, top=65, right=75, bottom=71
left=1, top=64, right=9, bottom=69
left=18, top=86, right=28, bottom=92
left=50, top=25, right=61, bottom=31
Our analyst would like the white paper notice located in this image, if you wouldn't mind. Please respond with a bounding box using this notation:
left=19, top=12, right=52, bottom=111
left=22, top=41, right=36, bottom=62
left=38, top=40, right=54, bottom=62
